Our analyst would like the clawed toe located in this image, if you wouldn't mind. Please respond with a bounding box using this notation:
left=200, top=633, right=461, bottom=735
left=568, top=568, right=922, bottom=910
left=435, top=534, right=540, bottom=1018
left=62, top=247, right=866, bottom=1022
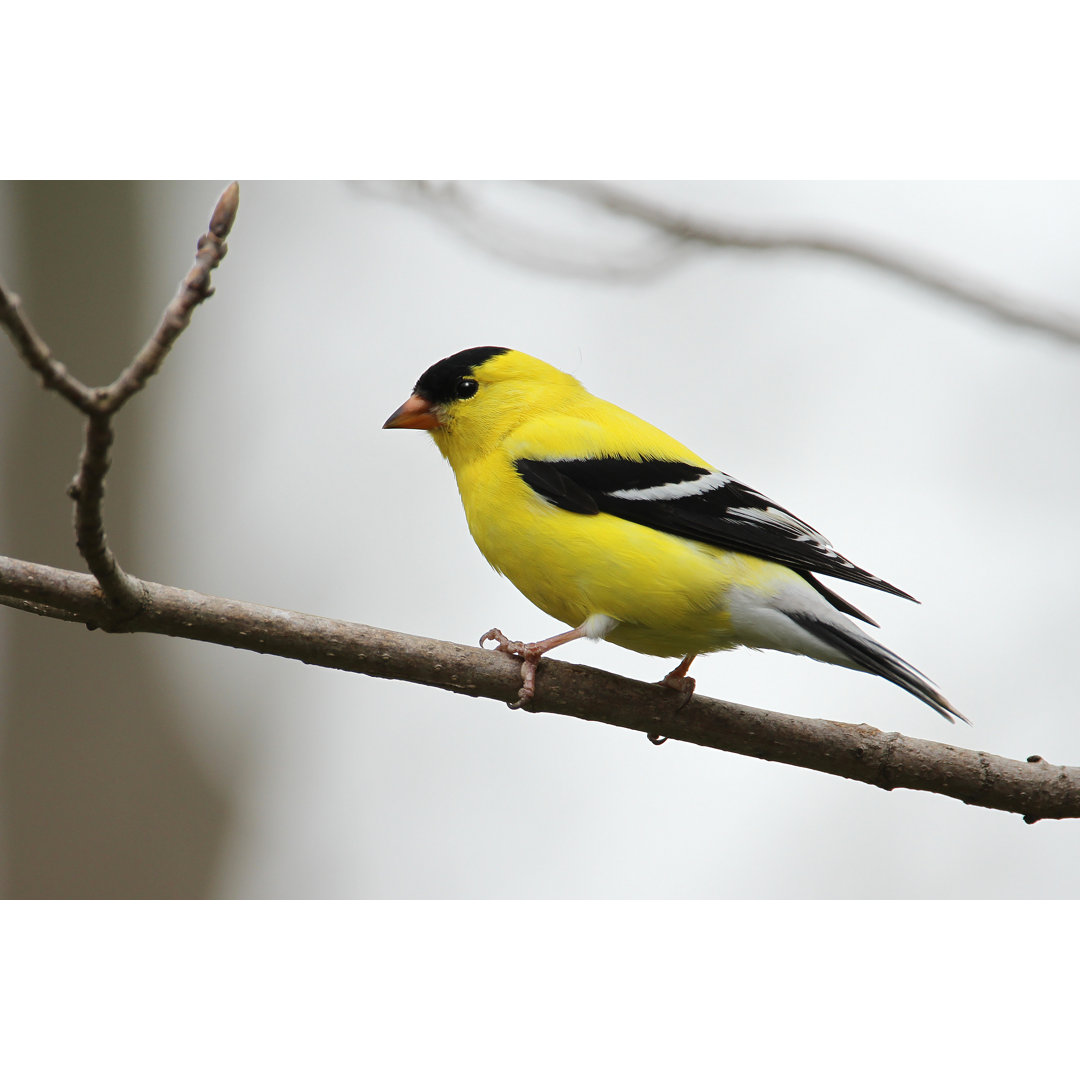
left=481, top=628, right=539, bottom=708
left=480, top=627, right=526, bottom=657
left=505, top=656, right=540, bottom=710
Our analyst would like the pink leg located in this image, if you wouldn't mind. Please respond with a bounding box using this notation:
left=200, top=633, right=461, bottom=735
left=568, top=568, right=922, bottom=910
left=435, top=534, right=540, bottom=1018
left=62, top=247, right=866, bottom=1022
left=480, top=625, right=589, bottom=708
left=648, top=653, right=697, bottom=745
left=660, top=653, right=697, bottom=695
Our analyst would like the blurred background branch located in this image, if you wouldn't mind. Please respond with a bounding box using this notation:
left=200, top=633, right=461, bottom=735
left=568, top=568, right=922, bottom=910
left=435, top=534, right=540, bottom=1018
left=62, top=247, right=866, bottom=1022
left=361, top=180, right=1080, bottom=347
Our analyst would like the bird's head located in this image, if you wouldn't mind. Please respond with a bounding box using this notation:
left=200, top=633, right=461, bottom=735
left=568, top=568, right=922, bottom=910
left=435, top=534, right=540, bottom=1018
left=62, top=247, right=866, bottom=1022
left=384, top=346, right=582, bottom=469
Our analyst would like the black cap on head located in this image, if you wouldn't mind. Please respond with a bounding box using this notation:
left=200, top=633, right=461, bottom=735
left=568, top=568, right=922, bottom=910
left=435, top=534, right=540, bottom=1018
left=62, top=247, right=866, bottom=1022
left=414, top=346, right=509, bottom=404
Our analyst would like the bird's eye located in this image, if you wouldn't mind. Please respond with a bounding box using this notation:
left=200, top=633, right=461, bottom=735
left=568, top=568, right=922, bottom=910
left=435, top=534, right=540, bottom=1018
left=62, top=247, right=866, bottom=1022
left=456, top=377, right=479, bottom=399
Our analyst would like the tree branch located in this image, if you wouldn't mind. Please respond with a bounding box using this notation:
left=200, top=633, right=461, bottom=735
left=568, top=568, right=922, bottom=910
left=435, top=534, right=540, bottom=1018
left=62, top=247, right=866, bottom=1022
left=0, top=553, right=1074, bottom=823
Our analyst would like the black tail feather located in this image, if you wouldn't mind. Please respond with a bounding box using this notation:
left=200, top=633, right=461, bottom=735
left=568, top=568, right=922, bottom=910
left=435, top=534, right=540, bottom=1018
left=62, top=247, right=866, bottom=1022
left=787, top=611, right=968, bottom=724
left=799, top=572, right=880, bottom=627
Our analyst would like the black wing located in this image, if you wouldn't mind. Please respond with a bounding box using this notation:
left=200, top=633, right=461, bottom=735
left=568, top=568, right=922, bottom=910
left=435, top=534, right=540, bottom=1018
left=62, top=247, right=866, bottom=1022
left=514, top=455, right=915, bottom=610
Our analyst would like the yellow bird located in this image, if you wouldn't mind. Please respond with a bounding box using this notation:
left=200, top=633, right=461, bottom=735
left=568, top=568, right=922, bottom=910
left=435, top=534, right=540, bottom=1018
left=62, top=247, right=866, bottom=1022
left=385, top=346, right=965, bottom=723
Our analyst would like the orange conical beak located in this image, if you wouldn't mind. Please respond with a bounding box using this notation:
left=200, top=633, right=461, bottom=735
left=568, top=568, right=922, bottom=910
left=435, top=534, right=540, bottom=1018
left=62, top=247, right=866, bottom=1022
left=383, top=394, right=441, bottom=430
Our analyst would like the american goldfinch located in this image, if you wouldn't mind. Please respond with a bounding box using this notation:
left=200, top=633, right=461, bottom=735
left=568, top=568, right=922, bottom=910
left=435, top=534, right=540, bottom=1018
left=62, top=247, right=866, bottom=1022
left=384, top=346, right=966, bottom=723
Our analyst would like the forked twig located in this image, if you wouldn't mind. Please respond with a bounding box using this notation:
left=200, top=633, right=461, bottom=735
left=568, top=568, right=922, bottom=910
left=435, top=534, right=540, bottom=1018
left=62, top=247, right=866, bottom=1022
left=0, top=182, right=239, bottom=617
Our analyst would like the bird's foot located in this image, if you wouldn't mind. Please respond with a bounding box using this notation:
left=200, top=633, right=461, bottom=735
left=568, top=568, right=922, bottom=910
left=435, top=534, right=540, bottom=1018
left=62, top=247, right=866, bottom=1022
left=659, top=672, right=696, bottom=705
left=647, top=662, right=697, bottom=745
left=659, top=654, right=696, bottom=709
left=480, top=628, right=540, bottom=709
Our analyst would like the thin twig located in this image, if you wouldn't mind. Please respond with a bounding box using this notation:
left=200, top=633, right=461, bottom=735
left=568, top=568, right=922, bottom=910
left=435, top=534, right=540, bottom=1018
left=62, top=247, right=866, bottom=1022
left=0, top=552, right=1074, bottom=823
left=102, top=182, right=239, bottom=412
left=0, top=279, right=96, bottom=410
left=540, top=180, right=1080, bottom=347
left=68, top=410, right=146, bottom=613
left=0, top=590, right=85, bottom=623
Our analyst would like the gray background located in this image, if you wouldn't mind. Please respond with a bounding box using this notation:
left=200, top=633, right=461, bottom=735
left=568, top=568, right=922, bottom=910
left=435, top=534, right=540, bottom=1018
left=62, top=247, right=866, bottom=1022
left=1, top=180, right=1077, bottom=897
